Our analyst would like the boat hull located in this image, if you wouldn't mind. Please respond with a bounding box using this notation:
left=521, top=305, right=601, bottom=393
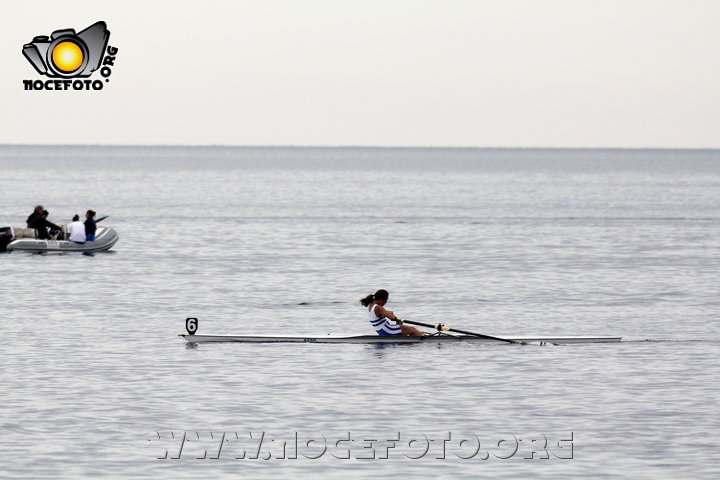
left=7, top=226, right=119, bottom=253
left=179, top=334, right=621, bottom=345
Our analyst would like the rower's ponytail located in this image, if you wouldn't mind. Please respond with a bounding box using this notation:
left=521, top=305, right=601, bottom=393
left=360, top=294, right=374, bottom=307
left=360, top=289, right=389, bottom=307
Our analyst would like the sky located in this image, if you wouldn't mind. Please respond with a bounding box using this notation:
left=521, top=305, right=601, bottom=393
left=0, top=0, right=718, bottom=148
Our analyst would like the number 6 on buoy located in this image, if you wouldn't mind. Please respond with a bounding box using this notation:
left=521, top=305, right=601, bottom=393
left=186, top=317, right=198, bottom=335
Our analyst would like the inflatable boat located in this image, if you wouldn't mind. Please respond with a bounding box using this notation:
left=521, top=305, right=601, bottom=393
left=1, top=226, right=119, bottom=253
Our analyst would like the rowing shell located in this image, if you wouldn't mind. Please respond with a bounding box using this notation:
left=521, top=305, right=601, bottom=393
left=179, top=334, right=621, bottom=345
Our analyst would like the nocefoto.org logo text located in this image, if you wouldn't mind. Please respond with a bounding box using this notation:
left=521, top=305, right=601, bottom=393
left=22, top=21, right=119, bottom=91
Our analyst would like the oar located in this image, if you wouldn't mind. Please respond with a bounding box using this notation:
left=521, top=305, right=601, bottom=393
left=96, top=215, right=109, bottom=223
left=396, top=318, right=524, bottom=345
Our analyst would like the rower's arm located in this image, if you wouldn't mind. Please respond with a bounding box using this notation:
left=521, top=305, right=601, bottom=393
left=374, top=305, right=398, bottom=320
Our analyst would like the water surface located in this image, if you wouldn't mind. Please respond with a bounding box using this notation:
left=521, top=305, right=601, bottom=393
left=1, top=146, right=719, bottom=478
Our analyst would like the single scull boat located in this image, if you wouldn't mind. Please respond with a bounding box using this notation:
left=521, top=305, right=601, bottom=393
left=180, top=333, right=621, bottom=345
left=179, top=319, right=621, bottom=345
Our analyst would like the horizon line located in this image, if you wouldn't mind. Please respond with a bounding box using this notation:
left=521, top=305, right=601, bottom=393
left=0, top=143, right=718, bottom=151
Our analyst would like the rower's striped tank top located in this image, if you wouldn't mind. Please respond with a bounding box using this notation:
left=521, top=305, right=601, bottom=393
left=368, top=304, right=401, bottom=336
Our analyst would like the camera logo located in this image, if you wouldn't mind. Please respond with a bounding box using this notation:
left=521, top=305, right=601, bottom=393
left=22, top=21, right=119, bottom=91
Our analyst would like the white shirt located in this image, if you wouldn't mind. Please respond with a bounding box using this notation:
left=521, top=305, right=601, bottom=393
left=368, top=304, right=401, bottom=335
left=67, top=221, right=86, bottom=242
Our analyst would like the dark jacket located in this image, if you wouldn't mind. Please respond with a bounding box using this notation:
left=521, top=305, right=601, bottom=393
left=84, top=218, right=97, bottom=235
left=26, top=212, right=60, bottom=240
left=26, top=212, right=41, bottom=227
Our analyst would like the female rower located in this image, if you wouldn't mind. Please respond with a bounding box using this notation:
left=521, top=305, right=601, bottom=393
left=360, top=289, right=424, bottom=336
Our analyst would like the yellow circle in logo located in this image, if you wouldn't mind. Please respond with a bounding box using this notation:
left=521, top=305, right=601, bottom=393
left=52, top=41, right=83, bottom=72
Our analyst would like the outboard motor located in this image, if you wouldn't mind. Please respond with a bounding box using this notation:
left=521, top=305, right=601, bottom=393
left=0, top=226, right=14, bottom=252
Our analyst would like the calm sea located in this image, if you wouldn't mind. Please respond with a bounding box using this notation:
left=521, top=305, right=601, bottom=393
left=1, top=146, right=718, bottom=479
